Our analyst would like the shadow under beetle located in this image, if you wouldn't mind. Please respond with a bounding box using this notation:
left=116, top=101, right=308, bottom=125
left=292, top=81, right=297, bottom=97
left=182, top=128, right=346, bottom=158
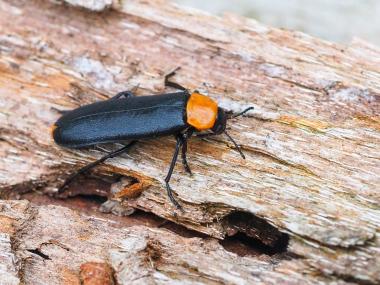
left=51, top=68, right=253, bottom=210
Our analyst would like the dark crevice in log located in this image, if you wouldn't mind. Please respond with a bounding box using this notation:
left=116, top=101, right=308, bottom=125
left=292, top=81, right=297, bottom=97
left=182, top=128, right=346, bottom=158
left=53, top=172, right=117, bottom=199
left=221, top=211, right=290, bottom=256
left=73, top=194, right=108, bottom=204
left=221, top=232, right=293, bottom=258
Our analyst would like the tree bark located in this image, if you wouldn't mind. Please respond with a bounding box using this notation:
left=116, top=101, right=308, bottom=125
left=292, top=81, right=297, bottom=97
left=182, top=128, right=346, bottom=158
left=0, top=0, right=379, bottom=284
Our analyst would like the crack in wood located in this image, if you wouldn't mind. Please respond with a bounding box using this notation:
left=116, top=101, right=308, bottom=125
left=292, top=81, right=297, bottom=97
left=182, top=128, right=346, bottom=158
left=26, top=248, right=51, bottom=260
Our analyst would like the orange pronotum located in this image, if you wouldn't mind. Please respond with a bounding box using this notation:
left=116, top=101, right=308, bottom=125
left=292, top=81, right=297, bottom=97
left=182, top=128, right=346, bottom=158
left=186, top=92, right=218, bottom=130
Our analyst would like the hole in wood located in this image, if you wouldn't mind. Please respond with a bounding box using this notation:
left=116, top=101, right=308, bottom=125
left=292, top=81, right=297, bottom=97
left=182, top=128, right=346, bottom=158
left=54, top=172, right=119, bottom=199
left=221, top=211, right=289, bottom=256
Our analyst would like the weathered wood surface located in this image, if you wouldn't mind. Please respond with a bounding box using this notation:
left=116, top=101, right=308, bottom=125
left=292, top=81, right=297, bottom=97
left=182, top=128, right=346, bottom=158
left=0, top=0, right=379, bottom=284
left=0, top=200, right=352, bottom=285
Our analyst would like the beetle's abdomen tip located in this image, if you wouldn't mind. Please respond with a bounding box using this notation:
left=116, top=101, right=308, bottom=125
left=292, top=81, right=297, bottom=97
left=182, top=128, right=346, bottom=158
left=50, top=123, right=57, bottom=136
left=50, top=123, right=60, bottom=143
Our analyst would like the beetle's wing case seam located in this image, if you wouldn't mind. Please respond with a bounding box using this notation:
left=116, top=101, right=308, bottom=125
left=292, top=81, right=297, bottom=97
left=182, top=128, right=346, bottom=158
left=61, top=103, right=185, bottom=124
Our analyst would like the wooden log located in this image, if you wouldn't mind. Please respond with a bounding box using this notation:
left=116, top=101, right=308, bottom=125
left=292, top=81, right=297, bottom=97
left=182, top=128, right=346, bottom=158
left=0, top=0, right=379, bottom=284
left=0, top=200, right=355, bottom=284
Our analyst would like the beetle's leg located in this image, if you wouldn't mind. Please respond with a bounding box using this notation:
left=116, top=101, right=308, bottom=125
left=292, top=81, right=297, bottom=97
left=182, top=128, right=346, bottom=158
left=164, top=67, right=187, bottom=91
left=111, top=90, right=135, bottom=100
left=180, top=135, right=192, bottom=176
left=57, top=141, right=137, bottom=194
left=179, top=129, right=194, bottom=175
left=164, top=136, right=184, bottom=211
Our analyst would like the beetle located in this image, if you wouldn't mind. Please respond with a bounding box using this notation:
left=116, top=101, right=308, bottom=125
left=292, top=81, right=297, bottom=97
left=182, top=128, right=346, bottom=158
left=52, top=68, right=253, bottom=210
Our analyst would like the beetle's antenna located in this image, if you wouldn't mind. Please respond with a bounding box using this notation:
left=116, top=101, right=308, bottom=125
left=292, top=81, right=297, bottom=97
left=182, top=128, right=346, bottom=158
left=224, top=131, right=245, bottom=159
left=232, top=107, right=254, bottom=118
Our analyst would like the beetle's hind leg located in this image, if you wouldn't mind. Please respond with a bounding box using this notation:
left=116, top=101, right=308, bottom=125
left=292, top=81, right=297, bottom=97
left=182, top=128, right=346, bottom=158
left=164, top=136, right=184, bottom=211
left=57, top=141, right=137, bottom=195
left=164, top=67, right=187, bottom=91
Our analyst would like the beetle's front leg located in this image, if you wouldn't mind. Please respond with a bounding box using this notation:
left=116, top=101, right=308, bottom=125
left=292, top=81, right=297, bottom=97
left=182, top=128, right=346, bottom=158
left=179, top=129, right=194, bottom=176
left=180, top=138, right=192, bottom=176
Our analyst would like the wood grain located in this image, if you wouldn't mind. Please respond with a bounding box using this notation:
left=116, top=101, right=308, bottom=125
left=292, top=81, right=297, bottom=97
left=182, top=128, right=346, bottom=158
left=0, top=0, right=379, bottom=284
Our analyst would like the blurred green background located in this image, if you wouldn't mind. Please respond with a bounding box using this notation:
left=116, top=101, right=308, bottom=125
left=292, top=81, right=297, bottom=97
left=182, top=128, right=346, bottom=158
left=173, top=0, right=380, bottom=45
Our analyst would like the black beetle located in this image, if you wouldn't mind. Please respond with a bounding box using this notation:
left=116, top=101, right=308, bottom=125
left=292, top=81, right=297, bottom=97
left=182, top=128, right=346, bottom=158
left=52, top=68, right=253, bottom=209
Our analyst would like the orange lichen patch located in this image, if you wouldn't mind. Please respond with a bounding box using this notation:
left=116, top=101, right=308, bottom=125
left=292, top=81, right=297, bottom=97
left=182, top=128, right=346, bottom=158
left=60, top=267, right=80, bottom=285
left=0, top=63, right=73, bottom=93
left=0, top=216, right=15, bottom=234
left=104, top=168, right=152, bottom=199
left=278, top=115, right=331, bottom=133
left=77, top=233, right=93, bottom=242
left=114, top=180, right=146, bottom=199
left=354, top=115, right=380, bottom=131
left=40, top=73, right=73, bottom=91
left=80, top=262, right=114, bottom=285
left=186, top=92, right=218, bottom=130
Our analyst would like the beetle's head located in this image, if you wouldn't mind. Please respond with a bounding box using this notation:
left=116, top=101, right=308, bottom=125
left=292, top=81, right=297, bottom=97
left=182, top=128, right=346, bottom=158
left=211, top=107, right=227, bottom=135
left=211, top=106, right=254, bottom=159
left=186, top=91, right=253, bottom=159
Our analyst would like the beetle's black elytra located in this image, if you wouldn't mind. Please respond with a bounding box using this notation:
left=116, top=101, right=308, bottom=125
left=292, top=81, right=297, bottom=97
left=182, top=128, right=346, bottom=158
left=52, top=69, right=253, bottom=210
